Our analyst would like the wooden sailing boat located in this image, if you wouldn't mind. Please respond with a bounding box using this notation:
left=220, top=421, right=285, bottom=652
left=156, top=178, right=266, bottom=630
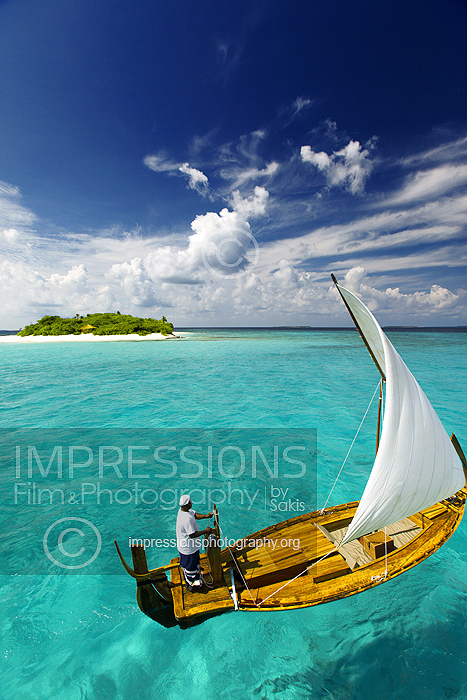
left=115, top=275, right=467, bottom=628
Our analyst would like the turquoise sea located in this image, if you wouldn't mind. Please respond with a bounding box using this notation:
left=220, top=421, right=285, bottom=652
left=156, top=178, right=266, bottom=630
left=1, top=328, right=467, bottom=700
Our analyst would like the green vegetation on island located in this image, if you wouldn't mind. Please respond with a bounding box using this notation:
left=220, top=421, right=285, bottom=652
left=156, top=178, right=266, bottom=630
left=18, top=312, right=174, bottom=337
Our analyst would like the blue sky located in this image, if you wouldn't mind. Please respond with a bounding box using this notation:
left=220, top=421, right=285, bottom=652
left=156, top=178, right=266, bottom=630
left=1, top=0, right=467, bottom=327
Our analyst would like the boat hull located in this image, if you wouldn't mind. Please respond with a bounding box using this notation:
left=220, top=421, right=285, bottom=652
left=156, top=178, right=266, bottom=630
left=168, top=489, right=466, bottom=625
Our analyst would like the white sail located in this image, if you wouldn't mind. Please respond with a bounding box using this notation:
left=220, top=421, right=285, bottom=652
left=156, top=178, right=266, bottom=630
left=337, top=284, right=465, bottom=546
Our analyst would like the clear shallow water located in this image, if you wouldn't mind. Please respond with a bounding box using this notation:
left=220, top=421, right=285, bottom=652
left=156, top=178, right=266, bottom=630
left=1, top=329, right=467, bottom=699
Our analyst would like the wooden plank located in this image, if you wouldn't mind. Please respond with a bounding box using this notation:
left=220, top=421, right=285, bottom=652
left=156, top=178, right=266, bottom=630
left=230, top=528, right=336, bottom=580
left=421, top=503, right=447, bottom=520
left=236, top=547, right=278, bottom=578
left=409, top=512, right=432, bottom=528
left=235, top=541, right=303, bottom=570
left=385, top=518, right=421, bottom=548
left=244, top=561, right=310, bottom=589
left=319, top=516, right=353, bottom=532
left=258, top=522, right=337, bottom=561
left=267, top=546, right=304, bottom=568
left=243, top=575, right=315, bottom=608
left=241, top=553, right=350, bottom=606
left=169, top=559, right=185, bottom=618
left=169, top=556, right=235, bottom=621
left=359, top=532, right=395, bottom=559
left=300, top=535, right=337, bottom=561
left=312, top=554, right=351, bottom=583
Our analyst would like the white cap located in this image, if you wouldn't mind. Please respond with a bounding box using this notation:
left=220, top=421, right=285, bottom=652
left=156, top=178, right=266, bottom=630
left=179, top=494, right=191, bottom=506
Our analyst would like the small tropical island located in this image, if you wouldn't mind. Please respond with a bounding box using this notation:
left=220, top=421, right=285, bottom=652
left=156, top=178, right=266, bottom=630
left=17, top=312, right=174, bottom=337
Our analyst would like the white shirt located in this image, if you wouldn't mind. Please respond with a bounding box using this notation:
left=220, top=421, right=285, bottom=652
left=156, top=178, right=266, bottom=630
left=176, top=509, right=201, bottom=554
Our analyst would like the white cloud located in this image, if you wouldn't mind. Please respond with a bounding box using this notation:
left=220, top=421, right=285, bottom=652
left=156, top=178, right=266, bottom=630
left=214, top=129, right=279, bottom=189
left=141, top=245, right=199, bottom=286
left=255, top=190, right=467, bottom=277
left=276, top=96, right=317, bottom=131
left=220, top=161, right=279, bottom=188
left=0, top=260, right=115, bottom=327
left=0, top=182, right=37, bottom=267
left=329, top=244, right=467, bottom=274
left=388, top=164, right=467, bottom=205
left=144, top=153, right=211, bottom=198
left=400, top=136, right=467, bottom=167
left=49, top=264, right=88, bottom=288
left=104, top=206, right=260, bottom=313
left=301, top=140, right=375, bottom=194
left=187, top=208, right=255, bottom=277
left=2, top=230, right=465, bottom=328
left=108, top=258, right=161, bottom=307
left=2, top=130, right=467, bottom=327
left=145, top=129, right=278, bottom=201
left=237, top=129, right=267, bottom=160
left=143, top=153, right=181, bottom=172
left=178, top=163, right=210, bottom=197
left=230, top=186, right=269, bottom=218
left=342, top=266, right=462, bottom=314
left=292, top=97, right=313, bottom=116
left=0, top=199, right=257, bottom=323
left=0, top=181, right=37, bottom=228
left=1, top=228, right=21, bottom=243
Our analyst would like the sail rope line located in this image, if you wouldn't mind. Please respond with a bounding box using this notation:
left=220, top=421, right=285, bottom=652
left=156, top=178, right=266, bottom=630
left=216, top=520, right=338, bottom=608
left=216, top=521, right=261, bottom=607
left=320, top=380, right=382, bottom=515
left=217, top=518, right=342, bottom=608
left=371, top=384, right=388, bottom=582
left=214, top=382, right=383, bottom=608
left=201, top=511, right=221, bottom=589
left=384, top=525, right=388, bottom=577
left=255, top=546, right=338, bottom=607
left=370, top=526, right=389, bottom=581
left=218, top=516, right=340, bottom=608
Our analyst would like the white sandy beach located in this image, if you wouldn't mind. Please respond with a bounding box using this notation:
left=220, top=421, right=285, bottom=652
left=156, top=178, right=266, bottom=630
left=0, top=333, right=187, bottom=343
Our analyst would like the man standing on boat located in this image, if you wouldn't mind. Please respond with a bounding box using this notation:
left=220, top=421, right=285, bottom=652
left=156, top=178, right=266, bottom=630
left=176, top=495, right=214, bottom=591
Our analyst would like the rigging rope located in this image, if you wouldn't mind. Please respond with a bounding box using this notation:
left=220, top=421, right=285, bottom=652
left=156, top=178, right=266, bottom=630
left=371, top=525, right=389, bottom=581
left=217, top=517, right=340, bottom=609
left=320, top=380, right=382, bottom=514
left=217, top=520, right=260, bottom=607
left=384, top=525, right=388, bottom=577
left=213, top=381, right=385, bottom=608
left=257, top=546, right=338, bottom=606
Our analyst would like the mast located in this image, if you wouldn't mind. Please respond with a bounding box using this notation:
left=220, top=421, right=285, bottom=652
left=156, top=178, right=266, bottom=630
left=331, top=273, right=385, bottom=380
left=206, top=504, right=223, bottom=584
left=375, top=378, right=383, bottom=455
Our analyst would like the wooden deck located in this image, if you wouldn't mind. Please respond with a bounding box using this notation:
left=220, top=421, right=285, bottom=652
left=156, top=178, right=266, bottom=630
left=168, top=489, right=466, bottom=623
left=169, top=553, right=235, bottom=623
